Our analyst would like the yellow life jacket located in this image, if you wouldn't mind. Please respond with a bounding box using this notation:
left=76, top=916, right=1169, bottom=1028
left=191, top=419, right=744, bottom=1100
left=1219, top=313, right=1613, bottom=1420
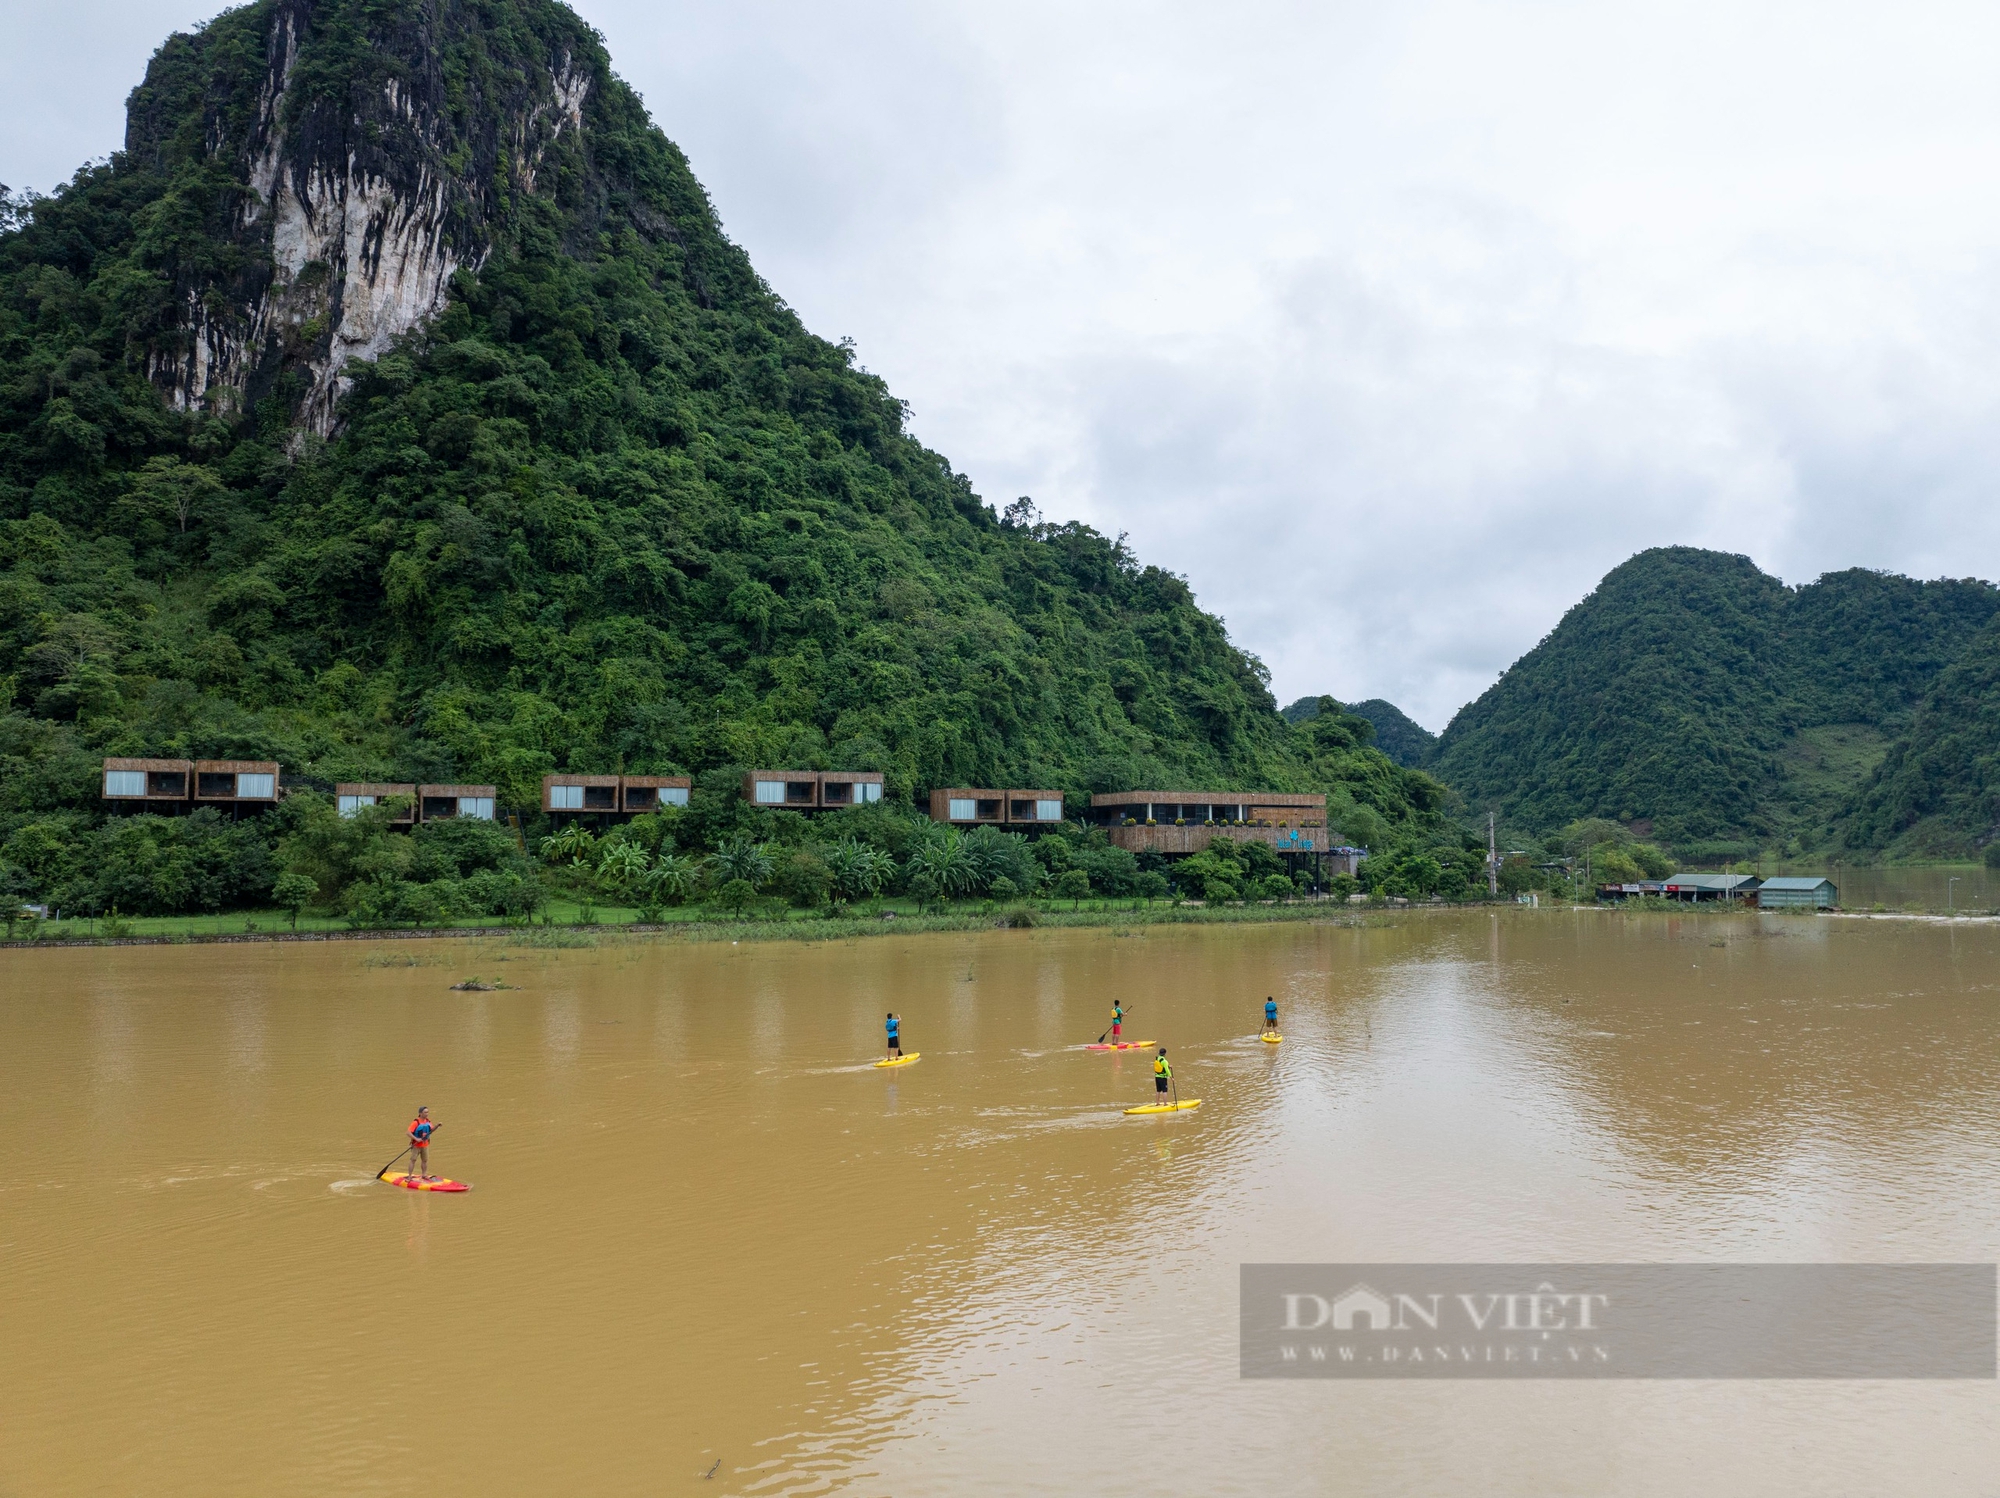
left=1154, top=1056, right=1171, bottom=1079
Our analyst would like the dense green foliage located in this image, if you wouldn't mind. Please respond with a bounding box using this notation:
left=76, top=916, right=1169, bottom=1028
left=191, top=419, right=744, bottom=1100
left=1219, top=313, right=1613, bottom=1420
left=1431, top=548, right=2000, bottom=853
left=0, top=0, right=1452, bottom=916
left=1835, top=613, right=2000, bottom=857
left=1282, top=696, right=1436, bottom=766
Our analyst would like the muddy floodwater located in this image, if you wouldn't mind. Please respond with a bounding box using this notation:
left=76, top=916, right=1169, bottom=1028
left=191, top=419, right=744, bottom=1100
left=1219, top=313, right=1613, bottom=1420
left=4, top=911, right=2000, bottom=1496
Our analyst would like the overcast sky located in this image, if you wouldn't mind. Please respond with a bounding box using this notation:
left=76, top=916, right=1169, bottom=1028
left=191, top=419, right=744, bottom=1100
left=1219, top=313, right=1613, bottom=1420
left=9, top=2, right=2000, bottom=729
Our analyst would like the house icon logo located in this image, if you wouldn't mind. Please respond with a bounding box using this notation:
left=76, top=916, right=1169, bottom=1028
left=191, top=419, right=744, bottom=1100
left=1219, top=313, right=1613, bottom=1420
left=1331, top=1283, right=1394, bottom=1330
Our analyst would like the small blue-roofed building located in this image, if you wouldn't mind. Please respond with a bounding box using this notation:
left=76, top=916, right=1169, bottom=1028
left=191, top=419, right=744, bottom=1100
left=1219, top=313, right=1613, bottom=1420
left=1756, top=876, right=1838, bottom=909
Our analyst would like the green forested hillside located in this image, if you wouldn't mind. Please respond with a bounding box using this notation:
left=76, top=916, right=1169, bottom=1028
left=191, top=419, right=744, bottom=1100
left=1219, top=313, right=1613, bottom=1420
left=1282, top=695, right=1436, bottom=767
left=0, top=0, right=1453, bottom=916
left=1431, top=548, right=2000, bottom=853
left=1835, top=613, right=2000, bottom=858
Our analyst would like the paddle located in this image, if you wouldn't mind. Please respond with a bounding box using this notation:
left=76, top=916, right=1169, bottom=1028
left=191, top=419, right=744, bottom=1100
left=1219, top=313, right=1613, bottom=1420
left=1095, top=1005, right=1134, bottom=1045
left=374, top=1124, right=440, bottom=1179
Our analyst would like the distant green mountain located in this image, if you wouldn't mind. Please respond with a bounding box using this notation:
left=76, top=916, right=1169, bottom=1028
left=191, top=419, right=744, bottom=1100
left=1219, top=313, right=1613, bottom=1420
left=1834, top=613, right=2000, bottom=858
left=0, top=0, right=1451, bottom=889
left=1430, top=548, right=2000, bottom=852
left=1282, top=695, right=1436, bottom=768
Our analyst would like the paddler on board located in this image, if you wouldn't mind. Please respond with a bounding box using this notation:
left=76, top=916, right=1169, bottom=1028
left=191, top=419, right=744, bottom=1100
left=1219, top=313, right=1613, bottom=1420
left=1153, top=1047, right=1172, bottom=1098
left=885, top=1011, right=903, bottom=1060
left=1110, top=1000, right=1125, bottom=1041
left=408, top=1107, right=436, bottom=1181
left=1262, top=996, right=1279, bottom=1036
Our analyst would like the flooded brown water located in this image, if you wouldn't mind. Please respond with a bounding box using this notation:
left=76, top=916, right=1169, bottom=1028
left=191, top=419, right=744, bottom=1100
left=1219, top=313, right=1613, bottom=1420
left=4, top=911, right=1999, bottom=1496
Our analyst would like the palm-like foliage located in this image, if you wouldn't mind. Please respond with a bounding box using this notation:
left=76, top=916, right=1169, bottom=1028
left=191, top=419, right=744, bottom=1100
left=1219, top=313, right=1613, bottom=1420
left=904, top=828, right=978, bottom=897
left=641, top=853, right=700, bottom=906
left=822, top=839, right=895, bottom=901
left=596, top=842, right=651, bottom=887
left=706, top=836, right=775, bottom=890
left=538, top=824, right=597, bottom=867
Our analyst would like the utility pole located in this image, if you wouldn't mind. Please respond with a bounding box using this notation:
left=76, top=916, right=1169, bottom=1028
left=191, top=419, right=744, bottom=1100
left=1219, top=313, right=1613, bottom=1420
left=1488, top=810, right=1498, bottom=898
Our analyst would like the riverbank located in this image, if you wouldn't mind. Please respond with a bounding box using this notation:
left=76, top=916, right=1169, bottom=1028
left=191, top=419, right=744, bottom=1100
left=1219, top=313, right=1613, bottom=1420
left=0, top=896, right=1386, bottom=951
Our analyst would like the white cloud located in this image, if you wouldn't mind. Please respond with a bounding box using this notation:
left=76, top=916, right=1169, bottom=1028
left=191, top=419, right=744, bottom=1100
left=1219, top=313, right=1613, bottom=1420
left=11, top=0, right=2000, bottom=728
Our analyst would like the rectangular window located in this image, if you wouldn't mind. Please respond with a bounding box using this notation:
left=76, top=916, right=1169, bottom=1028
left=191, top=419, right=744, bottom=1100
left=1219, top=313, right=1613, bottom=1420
left=583, top=785, right=617, bottom=809
left=661, top=786, right=690, bottom=807
left=104, top=770, right=146, bottom=797
left=337, top=794, right=377, bottom=817
left=1037, top=799, right=1063, bottom=822
left=822, top=781, right=852, bottom=804
left=754, top=780, right=785, bottom=804
left=860, top=782, right=881, bottom=804
left=459, top=797, right=495, bottom=820
left=236, top=773, right=275, bottom=799
left=551, top=783, right=584, bottom=810
left=976, top=799, right=1001, bottom=820
left=786, top=781, right=815, bottom=803
left=948, top=798, right=976, bottom=821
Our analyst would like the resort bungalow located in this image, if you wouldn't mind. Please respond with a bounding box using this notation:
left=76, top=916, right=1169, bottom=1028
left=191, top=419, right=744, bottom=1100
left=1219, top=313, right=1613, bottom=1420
left=743, top=771, right=821, bottom=809
left=101, top=757, right=192, bottom=810
left=1755, top=876, right=1838, bottom=909
left=419, top=784, right=496, bottom=821
left=1661, top=873, right=1762, bottom=903
left=1006, top=791, right=1066, bottom=827
left=193, top=760, right=281, bottom=815
left=817, top=771, right=885, bottom=809
left=543, top=774, right=621, bottom=815
left=740, top=772, right=885, bottom=811
left=620, top=775, right=691, bottom=814
left=928, top=789, right=1066, bottom=828
left=335, top=783, right=416, bottom=824
left=930, top=789, right=1005, bottom=826
left=1087, top=791, right=1332, bottom=856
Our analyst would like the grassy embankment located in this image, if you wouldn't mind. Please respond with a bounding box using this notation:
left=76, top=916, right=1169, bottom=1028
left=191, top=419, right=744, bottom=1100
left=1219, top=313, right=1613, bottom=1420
left=2, top=895, right=1377, bottom=947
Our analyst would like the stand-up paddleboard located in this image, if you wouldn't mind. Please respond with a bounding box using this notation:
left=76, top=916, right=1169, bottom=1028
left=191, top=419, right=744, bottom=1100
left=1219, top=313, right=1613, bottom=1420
left=874, top=1052, right=920, bottom=1068
left=1124, top=1099, right=1202, bottom=1115
left=383, top=1172, right=470, bottom=1192
left=1260, top=1033, right=1284, bottom=1044
left=1085, top=1039, right=1156, bottom=1051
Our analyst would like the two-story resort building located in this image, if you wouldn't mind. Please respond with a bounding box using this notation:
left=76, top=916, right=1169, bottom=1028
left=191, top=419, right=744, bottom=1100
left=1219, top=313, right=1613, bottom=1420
left=1085, top=790, right=1362, bottom=881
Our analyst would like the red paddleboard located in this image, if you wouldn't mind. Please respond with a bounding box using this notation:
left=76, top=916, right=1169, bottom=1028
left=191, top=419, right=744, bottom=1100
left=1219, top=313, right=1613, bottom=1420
left=1085, top=1039, right=1156, bottom=1051
left=383, top=1172, right=469, bottom=1193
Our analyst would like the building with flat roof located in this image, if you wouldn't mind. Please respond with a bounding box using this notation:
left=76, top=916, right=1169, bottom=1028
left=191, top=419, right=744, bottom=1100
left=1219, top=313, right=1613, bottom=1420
left=193, top=760, right=280, bottom=815
left=335, top=783, right=416, bottom=824
left=1756, top=876, right=1838, bottom=908
left=741, top=772, right=885, bottom=811
left=419, top=784, right=496, bottom=821
left=1087, top=790, right=1332, bottom=856
left=620, top=775, right=691, bottom=814
left=544, top=774, right=621, bottom=815
left=928, top=789, right=1065, bottom=828
left=817, top=771, right=885, bottom=809
left=101, top=758, right=193, bottom=809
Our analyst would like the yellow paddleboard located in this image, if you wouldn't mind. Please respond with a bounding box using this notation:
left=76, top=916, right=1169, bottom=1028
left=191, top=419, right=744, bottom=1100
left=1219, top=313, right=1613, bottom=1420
left=1124, top=1099, right=1202, bottom=1115
left=874, top=1052, right=920, bottom=1068
left=1261, top=1033, right=1284, bottom=1044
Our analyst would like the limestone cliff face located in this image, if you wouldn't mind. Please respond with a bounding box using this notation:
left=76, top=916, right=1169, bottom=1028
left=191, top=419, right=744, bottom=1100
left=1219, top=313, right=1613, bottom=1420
left=129, top=0, right=596, bottom=435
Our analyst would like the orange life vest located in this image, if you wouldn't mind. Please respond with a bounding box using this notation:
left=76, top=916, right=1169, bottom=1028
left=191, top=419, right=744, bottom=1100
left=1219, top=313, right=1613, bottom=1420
left=409, top=1117, right=434, bottom=1147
